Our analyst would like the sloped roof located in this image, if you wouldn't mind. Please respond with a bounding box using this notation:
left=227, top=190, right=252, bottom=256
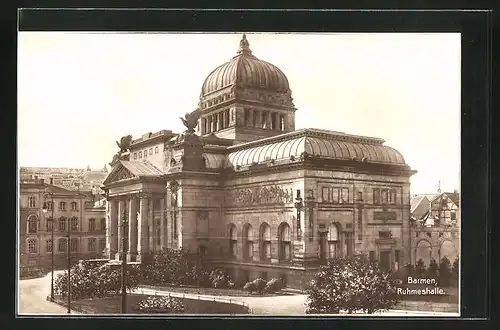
left=410, top=195, right=426, bottom=213
left=410, top=196, right=431, bottom=220
left=120, top=160, right=164, bottom=177
left=445, top=192, right=460, bottom=206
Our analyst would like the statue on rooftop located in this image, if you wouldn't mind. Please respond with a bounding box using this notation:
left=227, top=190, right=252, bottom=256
left=116, top=134, right=133, bottom=154
left=179, top=109, right=201, bottom=134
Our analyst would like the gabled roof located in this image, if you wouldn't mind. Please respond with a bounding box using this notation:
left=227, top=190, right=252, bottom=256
left=444, top=192, right=460, bottom=206
left=102, top=160, right=164, bottom=186
left=410, top=195, right=426, bottom=213
left=410, top=195, right=431, bottom=220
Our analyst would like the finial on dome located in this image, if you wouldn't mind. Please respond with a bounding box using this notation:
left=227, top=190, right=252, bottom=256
left=237, top=33, right=252, bottom=55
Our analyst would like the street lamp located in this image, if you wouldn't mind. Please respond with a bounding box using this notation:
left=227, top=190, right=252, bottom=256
left=67, top=214, right=71, bottom=314
left=121, top=200, right=128, bottom=314
left=42, top=192, right=55, bottom=302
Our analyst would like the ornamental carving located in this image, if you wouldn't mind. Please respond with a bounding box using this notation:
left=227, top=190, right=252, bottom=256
left=227, top=186, right=294, bottom=207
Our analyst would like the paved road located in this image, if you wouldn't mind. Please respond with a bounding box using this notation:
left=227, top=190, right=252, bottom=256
left=18, top=271, right=80, bottom=315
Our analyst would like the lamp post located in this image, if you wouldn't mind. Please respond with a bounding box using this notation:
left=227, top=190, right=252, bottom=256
left=42, top=192, right=55, bottom=302
left=121, top=200, right=128, bottom=314
left=305, top=191, right=316, bottom=242
left=294, top=190, right=303, bottom=240
left=169, top=181, right=179, bottom=239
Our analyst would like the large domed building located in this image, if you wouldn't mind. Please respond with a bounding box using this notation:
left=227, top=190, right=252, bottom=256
left=102, top=35, right=416, bottom=289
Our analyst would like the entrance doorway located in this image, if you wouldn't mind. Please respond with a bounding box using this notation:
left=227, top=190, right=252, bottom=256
left=380, top=251, right=391, bottom=272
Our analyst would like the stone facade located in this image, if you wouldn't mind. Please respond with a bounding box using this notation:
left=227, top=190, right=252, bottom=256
left=101, top=35, right=417, bottom=289
left=19, top=178, right=106, bottom=269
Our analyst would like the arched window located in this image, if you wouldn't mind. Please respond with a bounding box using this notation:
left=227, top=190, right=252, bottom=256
left=88, top=218, right=96, bottom=231
left=28, top=196, right=36, bottom=208
left=328, top=224, right=339, bottom=259
left=27, top=238, right=37, bottom=253
left=243, top=224, right=254, bottom=261
left=260, top=223, right=271, bottom=261
left=58, top=238, right=67, bottom=252
left=278, top=222, right=291, bottom=261
left=58, top=217, right=67, bottom=231
left=27, top=215, right=38, bottom=233
left=229, top=224, right=237, bottom=258
left=100, top=218, right=106, bottom=231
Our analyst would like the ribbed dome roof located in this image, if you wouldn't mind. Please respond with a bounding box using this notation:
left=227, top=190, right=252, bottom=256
left=200, top=34, right=291, bottom=97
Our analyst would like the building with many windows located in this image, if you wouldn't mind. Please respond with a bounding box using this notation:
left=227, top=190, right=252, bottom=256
left=19, top=178, right=106, bottom=269
left=410, top=190, right=460, bottom=266
left=102, top=35, right=416, bottom=288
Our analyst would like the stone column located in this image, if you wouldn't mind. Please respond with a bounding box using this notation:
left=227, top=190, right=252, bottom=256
left=160, top=198, right=165, bottom=250
left=201, top=118, right=206, bottom=135
left=137, top=196, right=149, bottom=262
left=212, top=115, right=217, bottom=132
left=116, top=199, right=125, bottom=260
left=128, top=196, right=138, bottom=261
left=148, top=199, right=154, bottom=253
left=219, top=112, right=224, bottom=130
left=255, top=110, right=261, bottom=128
left=274, top=112, right=280, bottom=130
left=207, top=117, right=212, bottom=133
left=106, top=199, right=115, bottom=258
left=266, top=112, right=272, bottom=130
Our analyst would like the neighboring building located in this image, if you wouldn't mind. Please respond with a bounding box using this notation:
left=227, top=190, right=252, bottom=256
left=101, top=35, right=417, bottom=289
left=19, top=178, right=106, bottom=269
left=20, top=165, right=108, bottom=193
left=410, top=190, right=460, bottom=266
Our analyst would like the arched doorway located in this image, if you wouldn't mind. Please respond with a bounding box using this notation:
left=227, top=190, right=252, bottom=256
left=439, top=240, right=457, bottom=262
left=416, top=240, right=432, bottom=266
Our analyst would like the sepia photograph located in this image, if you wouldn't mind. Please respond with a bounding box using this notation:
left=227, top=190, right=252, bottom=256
left=18, top=31, right=461, bottom=317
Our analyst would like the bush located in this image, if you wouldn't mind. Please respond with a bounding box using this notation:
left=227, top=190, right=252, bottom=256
left=252, top=278, right=267, bottom=294
left=427, top=259, right=438, bottom=277
left=451, top=257, right=459, bottom=286
left=208, top=269, right=234, bottom=289
left=265, top=278, right=284, bottom=293
left=134, top=295, right=185, bottom=314
left=305, top=256, right=400, bottom=314
left=54, top=261, right=141, bottom=300
left=415, top=259, right=426, bottom=276
left=20, top=267, right=46, bottom=279
left=438, top=257, right=452, bottom=286
left=243, top=281, right=256, bottom=294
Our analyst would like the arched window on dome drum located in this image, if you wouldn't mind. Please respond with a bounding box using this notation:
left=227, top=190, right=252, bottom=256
left=278, top=222, right=291, bottom=261
left=260, top=223, right=271, bottom=261
left=328, top=224, right=339, bottom=259
left=229, top=224, right=237, bottom=258
left=280, top=115, right=286, bottom=131
left=243, top=224, right=254, bottom=260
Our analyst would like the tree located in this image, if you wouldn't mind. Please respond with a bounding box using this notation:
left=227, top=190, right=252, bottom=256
left=305, top=256, right=400, bottom=314
left=427, top=259, right=438, bottom=277
left=452, top=257, right=459, bottom=287
left=438, top=257, right=452, bottom=286
left=415, top=259, right=426, bottom=276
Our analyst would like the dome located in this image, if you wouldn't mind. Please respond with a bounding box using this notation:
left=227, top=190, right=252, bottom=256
left=200, top=34, right=291, bottom=97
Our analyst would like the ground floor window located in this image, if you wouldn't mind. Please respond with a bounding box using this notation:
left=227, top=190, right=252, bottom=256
left=99, top=238, right=106, bottom=253
left=58, top=238, right=67, bottom=252
left=262, top=241, right=271, bottom=260
left=88, top=238, right=96, bottom=252
left=46, top=239, right=52, bottom=253
left=70, top=238, right=78, bottom=252
left=27, top=238, right=37, bottom=253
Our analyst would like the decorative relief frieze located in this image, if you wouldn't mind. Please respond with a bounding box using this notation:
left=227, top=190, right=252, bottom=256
left=226, top=186, right=294, bottom=206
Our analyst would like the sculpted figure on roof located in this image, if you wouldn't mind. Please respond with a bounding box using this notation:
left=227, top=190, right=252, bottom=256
left=179, top=109, right=201, bottom=134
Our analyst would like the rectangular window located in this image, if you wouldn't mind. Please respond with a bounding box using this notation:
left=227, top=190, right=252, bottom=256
left=46, top=239, right=53, bottom=253
left=100, top=218, right=106, bottom=231
left=71, top=202, right=78, bottom=210
left=356, top=191, right=363, bottom=202
left=88, top=238, right=96, bottom=252
left=144, top=150, right=148, bottom=158
left=46, top=218, right=53, bottom=231
left=88, top=218, right=95, bottom=231
left=340, top=188, right=349, bottom=203
left=28, top=239, right=37, bottom=253
left=379, top=231, right=392, bottom=239
left=134, top=153, right=137, bottom=160
left=47, top=202, right=53, bottom=210
left=58, top=239, right=67, bottom=252
left=155, top=146, right=159, bottom=154
left=149, top=148, right=153, bottom=155
left=373, top=188, right=380, bottom=204
left=331, top=188, right=339, bottom=203
left=322, top=187, right=330, bottom=202
left=451, top=211, right=457, bottom=220
left=70, top=218, right=78, bottom=231
left=28, top=219, right=37, bottom=233
left=70, top=238, right=78, bottom=252
left=59, top=202, right=66, bottom=211
left=381, top=189, right=389, bottom=204
left=390, top=189, right=397, bottom=204
left=28, top=197, right=36, bottom=208
left=99, top=238, right=106, bottom=253
left=59, top=219, right=66, bottom=231
left=139, top=151, right=142, bottom=159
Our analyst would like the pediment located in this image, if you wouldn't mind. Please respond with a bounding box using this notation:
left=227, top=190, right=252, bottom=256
left=102, top=163, right=137, bottom=185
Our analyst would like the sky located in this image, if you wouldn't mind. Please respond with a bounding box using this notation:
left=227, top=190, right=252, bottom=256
left=18, top=32, right=461, bottom=194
